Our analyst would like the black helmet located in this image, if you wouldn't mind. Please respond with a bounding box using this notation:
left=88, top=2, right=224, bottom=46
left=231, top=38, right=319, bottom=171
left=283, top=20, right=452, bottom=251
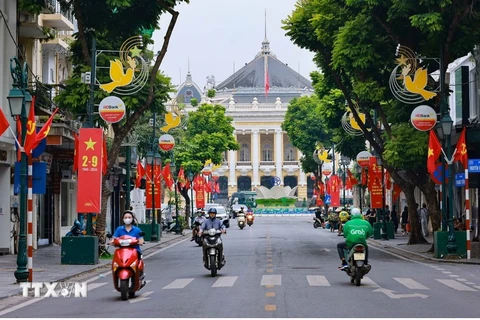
left=208, top=207, right=217, bottom=219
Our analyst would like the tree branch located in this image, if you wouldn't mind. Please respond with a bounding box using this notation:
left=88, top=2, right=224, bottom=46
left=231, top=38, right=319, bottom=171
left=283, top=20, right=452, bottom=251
left=375, top=102, right=393, bottom=138
left=73, top=0, right=91, bottom=65
left=445, top=0, right=476, bottom=61
left=371, top=12, right=400, bottom=45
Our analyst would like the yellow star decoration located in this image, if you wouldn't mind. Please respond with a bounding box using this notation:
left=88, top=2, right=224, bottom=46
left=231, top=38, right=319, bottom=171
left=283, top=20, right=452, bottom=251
left=461, top=143, right=467, bottom=155
left=396, top=55, right=408, bottom=66
left=130, top=46, right=141, bottom=58
left=85, top=138, right=97, bottom=150
left=428, top=148, right=434, bottom=157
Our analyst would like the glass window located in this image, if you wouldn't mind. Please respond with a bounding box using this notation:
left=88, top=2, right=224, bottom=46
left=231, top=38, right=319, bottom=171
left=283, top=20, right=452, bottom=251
left=284, top=143, right=296, bottom=161
left=262, top=143, right=272, bottom=161
left=455, top=68, right=462, bottom=123
left=240, top=143, right=250, bottom=161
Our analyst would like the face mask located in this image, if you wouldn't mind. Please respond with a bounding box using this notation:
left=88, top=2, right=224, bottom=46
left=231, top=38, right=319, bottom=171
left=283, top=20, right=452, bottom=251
left=209, top=215, right=215, bottom=220
left=124, top=218, right=133, bottom=225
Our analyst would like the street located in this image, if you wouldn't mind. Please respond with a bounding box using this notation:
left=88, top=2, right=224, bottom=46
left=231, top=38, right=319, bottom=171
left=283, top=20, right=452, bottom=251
left=1, top=216, right=479, bottom=318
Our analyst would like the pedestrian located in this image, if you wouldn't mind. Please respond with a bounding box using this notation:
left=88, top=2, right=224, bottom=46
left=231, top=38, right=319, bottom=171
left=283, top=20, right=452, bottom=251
left=368, top=209, right=376, bottom=227
left=401, top=206, right=409, bottom=235
left=420, top=203, right=429, bottom=237
left=391, top=205, right=399, bottom=233
left=384, top=205, right=391, bottom=223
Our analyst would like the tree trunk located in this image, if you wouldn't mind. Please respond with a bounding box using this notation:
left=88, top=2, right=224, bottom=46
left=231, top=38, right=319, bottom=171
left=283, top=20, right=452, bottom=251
left=403, top=187, right=428, bottom=244
left=180, top=187, right=191, bottom=226
left=419, top=178, right=440, bottom=252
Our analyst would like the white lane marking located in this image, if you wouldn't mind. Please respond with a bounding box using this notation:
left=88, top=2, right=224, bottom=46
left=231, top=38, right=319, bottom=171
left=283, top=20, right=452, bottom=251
left=442, top=271, right=452, bottom=274
left=144, top=237, right=189, bottom=259
left=0, top=297, right=46, bottom=316
left=162, top=278, right=194, bottom=289
left=129, top=291, right=154, bottom=303
left=466, top=282, right=476, bottom=285
left=373, top=288, right=429, bottom=299
left=306, top=275, right=330, bottom=287
left=394, top=278, right=430, bottom=290
left=474, top=286, right=480, bottom=290
left=436, top=279, right=477, bottom=291
left=457, top=278, right=468, bottom=282
left=261, top=275, right=282, bottom=286
left=449, top=275, right=460, bottom=278
left=212, top=276, right=238, bottom=288
left=87, top=282, right=108, bottom=290
left=362, top=277, right=380, bottom=288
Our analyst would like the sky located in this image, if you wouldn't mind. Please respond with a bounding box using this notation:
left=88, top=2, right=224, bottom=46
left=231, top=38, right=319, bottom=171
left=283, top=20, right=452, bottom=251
left=151, top=0, right=317, bottom=88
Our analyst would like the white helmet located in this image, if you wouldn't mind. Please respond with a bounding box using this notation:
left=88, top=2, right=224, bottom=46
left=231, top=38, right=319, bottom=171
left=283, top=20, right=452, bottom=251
left=350, top=207, right=361, bottom=216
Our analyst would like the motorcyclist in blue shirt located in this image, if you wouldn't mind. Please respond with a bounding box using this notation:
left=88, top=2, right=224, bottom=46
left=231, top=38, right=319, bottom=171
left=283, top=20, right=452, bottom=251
left=110, top=210, right=144, bottom=258
left=198, top=207, right=226, bottom=266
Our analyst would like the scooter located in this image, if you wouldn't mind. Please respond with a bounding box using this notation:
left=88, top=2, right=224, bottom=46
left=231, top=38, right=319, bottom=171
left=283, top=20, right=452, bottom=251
left=342, top=244, right=371, bottom=286
left=246, top=213, right=254, bottom=226
left=237, top=212, right=246, bottom=229
left=65, top=219, right=85, bottom=236
left=106, top=232, right=146, bottom=300
left=313, top=215, right=325, bottom=229
left=193, top=221, right=203, bottom=246
left=202, top=221, right=226, bottom=277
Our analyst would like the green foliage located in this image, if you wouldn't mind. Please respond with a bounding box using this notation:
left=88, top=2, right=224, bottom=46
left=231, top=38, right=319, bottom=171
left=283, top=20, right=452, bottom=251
left=207, top=89, right=216, bottom=98
left=382, top=124, right=428, bottom=170
left=255, top=198, right=297, bottom=207
left=190, top=98, right=198, bottom=107
left=19, top=0, right=45, bottom=14
left=174, top=104, right=239, bottom=174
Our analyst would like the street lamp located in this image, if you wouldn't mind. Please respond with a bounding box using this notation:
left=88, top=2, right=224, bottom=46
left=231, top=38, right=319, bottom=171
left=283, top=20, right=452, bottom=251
left=187, top=172, right=194, bottom=226
left=146, top=151, right=161, bottom=242
left=440, top=114, right=457, bottom=254
left=170, top=160, right=181, bottom=234
left=7, top=57, right=32, bottom=283
left=339, top=156, right=350, bottom=207
left=355, top=163, right=363, bottom=211
left=378, top=157, right=387, bottom=240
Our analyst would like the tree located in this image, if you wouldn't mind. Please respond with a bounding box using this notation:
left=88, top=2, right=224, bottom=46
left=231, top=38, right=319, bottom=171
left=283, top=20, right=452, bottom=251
left=52, top=0, right=189, bottom=248
left=172, top=104, right=239, bottom=221
left=283, top=0, right=480, bottom=244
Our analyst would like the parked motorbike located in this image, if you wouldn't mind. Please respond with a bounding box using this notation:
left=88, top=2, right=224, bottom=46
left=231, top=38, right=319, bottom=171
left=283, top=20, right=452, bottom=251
left=313, top=216, right=325, bottom=229
left=202, top=222, right=226, bottom=277
left=246, top=213, right=254, bottom=226
left=237, top=212, right=246, bottom=229
left=65, top=219, right=85, bottom=236
left=106, top=232, right=146, bottom=300
left=342, top=244, right=371, bottom=286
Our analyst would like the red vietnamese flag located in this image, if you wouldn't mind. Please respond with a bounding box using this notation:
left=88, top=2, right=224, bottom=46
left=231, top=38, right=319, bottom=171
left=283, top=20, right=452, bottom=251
left=162, top=163, right=173, bottom=189
left=135, top=160, right=145, bottom=188
left=385, top=170, right=391, bottom=190
left=0, top=108, right=10, bottom=137
left=427, top=130, right=442, bottom=174
left=346, top=169, right=358, bottom=189
left=102, top=137, right=108, bottom=175
left=361, top=167, right=366, bottom=186
left=318, top=181, right=325, bottom=196
left=393, top=184, right=402, bottom=202
left=77, top=128, right=103, bottom=213
left=214, top=181, right=220, bottom=193
left=453, top=127, right=468, bottom=167
left=23, top=97, right=36, bottom=155
left=177, top=167, right=186, bottom=189
left=30, top=108, right=59, bottom=153
left=73, top=133, right=79, bottom=172
left=205, top=180, right=213, bottom=193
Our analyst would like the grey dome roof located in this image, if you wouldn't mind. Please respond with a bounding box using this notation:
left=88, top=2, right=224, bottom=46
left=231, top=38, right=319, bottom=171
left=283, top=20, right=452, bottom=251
left=176, top=72, right=203, bottom=104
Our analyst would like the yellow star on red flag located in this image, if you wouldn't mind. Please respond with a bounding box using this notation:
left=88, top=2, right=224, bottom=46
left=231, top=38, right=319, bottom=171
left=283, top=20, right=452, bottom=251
left=85, top=138, right=97, bottom=150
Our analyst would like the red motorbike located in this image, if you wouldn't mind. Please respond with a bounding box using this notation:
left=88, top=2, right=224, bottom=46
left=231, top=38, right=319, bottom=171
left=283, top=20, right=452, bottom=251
left=246, top=212, right=254, bottom=226
left=107, top=232, right=146, bottom=300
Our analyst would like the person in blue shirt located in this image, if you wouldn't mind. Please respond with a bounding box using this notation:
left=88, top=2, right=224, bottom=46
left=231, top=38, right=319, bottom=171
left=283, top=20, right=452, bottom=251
left=110, top=210, right=145, bottom=258
left=199, top=208, right=226, bottom=267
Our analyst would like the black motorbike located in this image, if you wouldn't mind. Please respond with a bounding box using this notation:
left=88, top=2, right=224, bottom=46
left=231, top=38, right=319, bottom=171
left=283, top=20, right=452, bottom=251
left=193, top=221, right=203, bottom=246
left=202, top=221, right=226, bottom=277
left=65, top=219, right=84, bottom=236
left=342, top=244, right=371, bottom=286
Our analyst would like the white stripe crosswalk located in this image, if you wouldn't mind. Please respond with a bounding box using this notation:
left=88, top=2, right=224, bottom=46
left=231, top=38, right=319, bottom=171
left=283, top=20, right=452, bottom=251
left=306, top=275, right=330, bottom=286
left=436, top=279, right=477, bottom=291
left=394, top=278, right=430, bottom=290
left=212, top=276, right=238, bottom=287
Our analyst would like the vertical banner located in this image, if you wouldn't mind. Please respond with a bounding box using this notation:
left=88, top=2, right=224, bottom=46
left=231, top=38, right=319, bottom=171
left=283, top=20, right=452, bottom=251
left=145, top=164, right=161, bottom=209
left=329, top=175, right=341, bottom=207
left=369, top=157, right=382, bottom=209
left=194, top=175, right=205, bottom=209
left=77, top=128, right=104, bottom=213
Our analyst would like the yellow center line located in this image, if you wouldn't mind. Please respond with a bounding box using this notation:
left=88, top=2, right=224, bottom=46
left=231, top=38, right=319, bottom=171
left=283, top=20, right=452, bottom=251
left=265, top=305, right=276, bottom=311
left=266, top=292, right=275, bottom=297
left=267, top=259, right=272, bottom=262
left=267, top=264, right=273, bottom=267
left=266, top=269, right=273, bottom=272
left=266, top=285, right=274, bottom=288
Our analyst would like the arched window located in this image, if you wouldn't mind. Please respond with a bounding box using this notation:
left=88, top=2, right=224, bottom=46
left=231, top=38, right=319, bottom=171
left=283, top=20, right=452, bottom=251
left=239, top=143, right=250, bottom=161
left=262, top=143, right=273, bottom=161
left=285, top=143, right=296, bottom=161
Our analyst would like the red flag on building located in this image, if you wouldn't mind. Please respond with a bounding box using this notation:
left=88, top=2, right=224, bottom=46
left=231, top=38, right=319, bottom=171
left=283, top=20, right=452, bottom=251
left=73, top=132, right=79, bottom=172
left=0, top=108, right=10, bottom=137
left=102, top=137, right=108, bottom=175
left=23, top=97, right=37, bottom=155
left=135, top=160, right=145, bottom=188
left=453, top=127, right=468, bottom=167
left=346, top=169, right=358, bottom=188
left=427, top=130, right=442, bottom=174
left=162, top=163, right=174, bottom=189
left=30, top=108, right=59, bottom=153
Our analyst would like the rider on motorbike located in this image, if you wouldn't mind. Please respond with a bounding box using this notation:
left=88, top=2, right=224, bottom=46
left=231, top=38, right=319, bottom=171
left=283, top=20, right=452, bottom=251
left=337, top=207, right=373, bottom=270
left=338, top=208, right=350, bottom=236
left=110, top=211, right=144, bottom=254
left=198, top=207, right=226, bottom=266
left=191, top=210, right=206, bottom=241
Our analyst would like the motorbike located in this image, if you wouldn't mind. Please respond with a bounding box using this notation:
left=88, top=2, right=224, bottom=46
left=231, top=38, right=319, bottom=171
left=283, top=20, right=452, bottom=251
left=246, top=212, right=254, bottom=226
left=65, top=219, right=85, bottom=236
left=193, top=220, right=203, bottom=246
left=202, top=222, right=226, bottom=277
left=237, top=212, right=246, bottom=229
left=106, top=232, right=146, bottom=300
left=313, top=215, right=325, bottom=229
left=342, top=244, right=371, bottom=286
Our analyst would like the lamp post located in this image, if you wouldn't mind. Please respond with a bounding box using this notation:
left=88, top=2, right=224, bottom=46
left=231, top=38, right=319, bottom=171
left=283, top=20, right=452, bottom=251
left=339, top=156, right=350, bottom=207
left=170, top=159, right=181, bottom=234
left=440, top=114, right=457, bottom=254
left=146, top=151, right=161, bottom=242
left=187, top=172, right=194, bottom=226
left=7, top=57, right=32, bottom=283
left=377, top=157, right=387, bottom=240
left=355, top=163, right=363, bottom=211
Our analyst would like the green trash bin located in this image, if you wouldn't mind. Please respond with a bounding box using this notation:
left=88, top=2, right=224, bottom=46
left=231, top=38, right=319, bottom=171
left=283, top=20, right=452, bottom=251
left=373, top=222, right=382, bottom=239
left=61, top=236, right=99, bottom=265
left=138, top=223, right=160, bottom=241
left=386, top=221, right=395, bottom=239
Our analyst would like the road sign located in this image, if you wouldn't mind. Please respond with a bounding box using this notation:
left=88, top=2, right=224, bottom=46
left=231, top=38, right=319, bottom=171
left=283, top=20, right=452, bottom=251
left=468, top=159, right=480, bottom=173
left=455, top=173, right=465, bottom=187
left=324, top=194, right=331, bottom=205
left=158, top=134, right=175, bottom=151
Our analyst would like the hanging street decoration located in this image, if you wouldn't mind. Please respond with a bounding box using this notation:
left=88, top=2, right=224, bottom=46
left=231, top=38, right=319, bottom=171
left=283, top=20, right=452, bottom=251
left=98, top=35, right=149, bottom=95
left=161, top=98, right=181, bottom=133
left=99, top=96, right=126, bottom=123
left=389, top=44, right=439, bottom=104
left=356, top=151, right=372, bottom=167
left=410, top=105, right=437, bottom=131
left=341, top=100, right=369, bottom=136
left=158, top=134, right=175, bottom=151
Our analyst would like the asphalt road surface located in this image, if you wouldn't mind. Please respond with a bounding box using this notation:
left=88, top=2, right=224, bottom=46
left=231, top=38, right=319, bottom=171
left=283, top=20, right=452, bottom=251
left=1, top=216, right=479, bottom=317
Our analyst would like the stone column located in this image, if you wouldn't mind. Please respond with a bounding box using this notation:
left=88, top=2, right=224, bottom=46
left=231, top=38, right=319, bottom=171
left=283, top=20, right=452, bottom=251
left=298, top=150, right=307, bottom=186
left=251, top=129, right=260, bottom=186
left=275, top=129, right=283, bottom=184
left=229, top=142, right=237, bottom=188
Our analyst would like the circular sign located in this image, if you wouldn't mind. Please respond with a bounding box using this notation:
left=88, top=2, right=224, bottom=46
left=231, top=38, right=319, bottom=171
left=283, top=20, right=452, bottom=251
left=99, top=96, right=125, bottom=123
left=158, top=134, right=175, bottom=151
left=322, top=163, right=333, bottom=176
left=356, top=151, right=372, bottom=167
left=410, top=105, right=437, bottom=131
left=431, top=162, right=449, bottom=185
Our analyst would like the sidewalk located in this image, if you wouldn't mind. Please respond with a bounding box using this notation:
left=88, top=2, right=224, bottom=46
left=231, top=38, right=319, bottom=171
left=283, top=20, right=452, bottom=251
left=368, top=232, right=480, bottom=265
left=0, top=231, right=186, bottom=299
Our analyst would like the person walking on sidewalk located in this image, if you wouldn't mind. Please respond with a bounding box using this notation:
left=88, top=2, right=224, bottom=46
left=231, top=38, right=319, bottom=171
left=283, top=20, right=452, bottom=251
left=401, top=206, right=409, bottom=235
left=419, top=203, right=429, bottom=237
left=391, top=205, right=399, bottom=233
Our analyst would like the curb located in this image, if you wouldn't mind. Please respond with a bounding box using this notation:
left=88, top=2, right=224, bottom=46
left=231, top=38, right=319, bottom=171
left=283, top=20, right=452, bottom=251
left=0, top=234, right=186, bottom=301
left=368, top=239, right=480, bottom=265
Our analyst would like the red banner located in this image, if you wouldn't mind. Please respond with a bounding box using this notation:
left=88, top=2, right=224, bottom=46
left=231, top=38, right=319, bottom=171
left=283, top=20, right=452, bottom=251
left=77, top=128, right=104, bottom=213
left=370, top=158, right=383, bottom=209
left=194, top=175, right=205, bottom=209
left=328, top=175, right=341, bottom=207
left=145, top=164, right=161, bottom=209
